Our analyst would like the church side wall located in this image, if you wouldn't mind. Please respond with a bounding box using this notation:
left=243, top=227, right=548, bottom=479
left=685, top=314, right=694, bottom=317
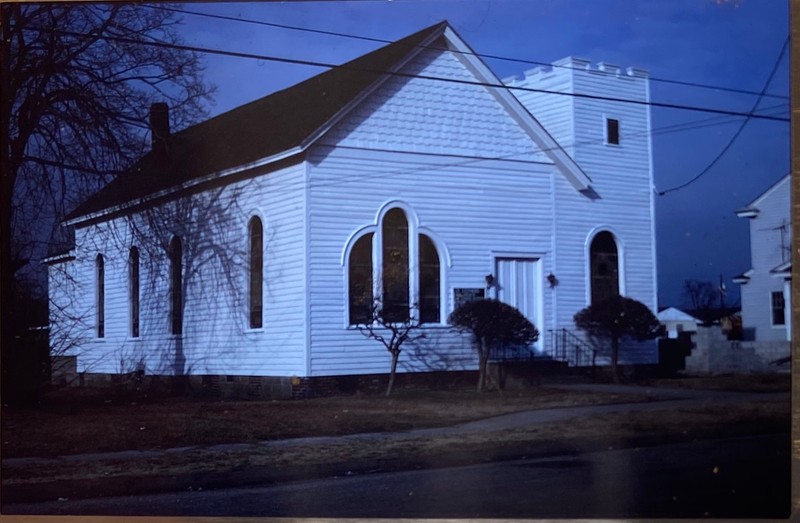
left=51, top=162, right=309, bottom=377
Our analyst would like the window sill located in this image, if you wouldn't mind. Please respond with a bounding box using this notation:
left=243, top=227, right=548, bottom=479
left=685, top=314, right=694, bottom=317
left=245, top=327, right=265, bottom=334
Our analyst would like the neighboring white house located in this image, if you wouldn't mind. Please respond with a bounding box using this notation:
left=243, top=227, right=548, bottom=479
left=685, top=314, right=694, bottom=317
left=46, top=22, right=658, bottom=395
left=657, top=307, right=699, bottom=339
left=734, top=174, right=791, bottom=347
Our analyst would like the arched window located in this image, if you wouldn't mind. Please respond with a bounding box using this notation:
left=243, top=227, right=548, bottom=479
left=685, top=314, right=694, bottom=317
left=382, top=208, right=409, bottom=323
left=348, top=233, right=374, bottom=325
left=418, top=234, right=440, bottom=324
left=248, top=217, right=263, bottom=329
left=96, top=254, right=105, bottom=338
left=346, top=205, right=445, bottom=326
left=590, top=231, right=619, bottom=304
left=169, top=236, right=182, bottom=335
left=129, top=247, right=140, bottom=337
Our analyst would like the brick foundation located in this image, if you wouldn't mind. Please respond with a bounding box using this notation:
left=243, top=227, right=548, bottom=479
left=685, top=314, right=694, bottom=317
left=63, top=360, right=585, bottom=400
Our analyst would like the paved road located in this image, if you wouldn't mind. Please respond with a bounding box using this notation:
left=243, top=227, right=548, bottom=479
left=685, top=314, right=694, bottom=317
left=6, top=432, right=790, bottom=518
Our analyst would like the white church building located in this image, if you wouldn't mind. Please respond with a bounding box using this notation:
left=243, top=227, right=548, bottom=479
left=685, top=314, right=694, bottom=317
left=47, top=22, right=658, bottom=396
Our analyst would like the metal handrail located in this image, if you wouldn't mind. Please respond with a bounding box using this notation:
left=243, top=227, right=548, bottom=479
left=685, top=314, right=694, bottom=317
left=548, top=328, right=598, bottom=367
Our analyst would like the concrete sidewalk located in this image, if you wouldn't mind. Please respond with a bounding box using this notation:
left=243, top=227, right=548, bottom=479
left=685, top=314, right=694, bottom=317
left=3, top=384, right=787, bottom=469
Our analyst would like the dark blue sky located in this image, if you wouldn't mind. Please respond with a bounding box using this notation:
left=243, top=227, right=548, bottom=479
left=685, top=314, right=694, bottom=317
left=171, top=0, right=790, bottom=309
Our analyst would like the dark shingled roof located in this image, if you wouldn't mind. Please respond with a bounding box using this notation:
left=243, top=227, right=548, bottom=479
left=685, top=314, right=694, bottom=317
left=67, top=21, right=448, bottom=221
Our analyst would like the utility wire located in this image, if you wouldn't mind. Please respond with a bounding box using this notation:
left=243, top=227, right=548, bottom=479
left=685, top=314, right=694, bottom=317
left=223, top=104, right=789, bottom=201
left=21, top=25, right=790, bottom=123
left=148, top=4, right=790, bottom=102
left=657, top=36, right=789, bottom=196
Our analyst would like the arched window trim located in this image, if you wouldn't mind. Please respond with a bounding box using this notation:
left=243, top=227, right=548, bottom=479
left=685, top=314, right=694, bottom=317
left=129, top=247, right=140, bottom=338
left=96, top=254, right=105, bottom=339
left=584, top=227, right=625, bottom=305
left=343, top=203, right=448, bottom=326
left=247, top=216, right=264, bottom=330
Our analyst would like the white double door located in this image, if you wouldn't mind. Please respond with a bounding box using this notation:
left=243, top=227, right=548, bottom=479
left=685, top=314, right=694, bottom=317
left=494, top=257, right=542, bottom=351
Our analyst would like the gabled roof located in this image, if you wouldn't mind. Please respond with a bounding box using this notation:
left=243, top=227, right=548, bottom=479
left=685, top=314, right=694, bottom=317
left=735, top=173, right=790, bottom=218
left=770, top=261, right=791, bottom=278
left=732, top=269, right=753, bottom=284
left=66, top=21, right=590, bottom=225
left=657, top=307, right=699, bottom=323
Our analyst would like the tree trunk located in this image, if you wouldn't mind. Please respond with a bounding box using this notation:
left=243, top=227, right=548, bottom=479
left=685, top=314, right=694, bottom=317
left=477, top=338, right=489, bottom=392
left=611, top=336, right=620, bottom=383
left=1, top=8, right=17, bottom=402
left=386, top=349, right=400, bottom=396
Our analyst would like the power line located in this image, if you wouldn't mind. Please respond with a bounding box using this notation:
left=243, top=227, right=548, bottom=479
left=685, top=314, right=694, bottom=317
left=22, top=25, right=790, bottom=123
left=232, top=104, right=789, bottom=201
left=149, top=4, right=790, bottom=102
left=657, top=36, right=789, bottom=196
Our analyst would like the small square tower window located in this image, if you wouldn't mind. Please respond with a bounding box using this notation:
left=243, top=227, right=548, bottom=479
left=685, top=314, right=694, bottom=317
left=606, top=118, right=620, bottom=145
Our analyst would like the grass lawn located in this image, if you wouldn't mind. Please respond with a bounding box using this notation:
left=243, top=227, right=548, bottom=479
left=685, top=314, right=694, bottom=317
left=0, top=375, right=789, bottom=493
left=2, top=386, right=652, bottom=459
left=647, top=373, right=790, bottom=392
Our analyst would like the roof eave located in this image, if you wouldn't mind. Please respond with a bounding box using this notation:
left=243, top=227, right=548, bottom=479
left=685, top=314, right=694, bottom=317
left=735, top=208, right=759, bottom=218
left=64, top=147, right=304, bottom=227
left=42, top=251, right=76, bottom=264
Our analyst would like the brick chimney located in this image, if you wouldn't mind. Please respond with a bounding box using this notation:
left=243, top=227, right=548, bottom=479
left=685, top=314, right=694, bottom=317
left=149, top=102, right=170, bottom=164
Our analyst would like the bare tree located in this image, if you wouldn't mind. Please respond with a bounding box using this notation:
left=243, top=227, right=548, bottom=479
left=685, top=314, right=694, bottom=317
left=682, top=279, right=720, bottom=325
left=355, top=293, right=426, bottom=396
left=0, top=3, right=213, bottom=400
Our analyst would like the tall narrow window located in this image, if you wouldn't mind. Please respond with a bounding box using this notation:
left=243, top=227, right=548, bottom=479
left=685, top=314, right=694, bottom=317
left=129, top=247, right=140, bottom=337
left=96, top=254, right=105, bottom=338
left=606, top=118, right=620, bottom=145
left=382, top=208, right=409, bottom=322
left=590, top=231, right=619, bottom=305
left=418, top=234, right=440, bottom=324
left=771, top=291, right=786, bottom=326
left=249, top=217, right=263, bottom=329
left=170, top=236, right=182, bottom=335
left=348, top=233, right=374, bottom=325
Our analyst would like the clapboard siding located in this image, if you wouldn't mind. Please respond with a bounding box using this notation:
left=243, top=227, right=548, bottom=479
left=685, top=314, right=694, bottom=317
left=307, top=149, right=557, bottom=376
left=50, top=163, right=309, bottom=376
left=513, top=58, right=657, bottom=363
left=739, top=175, right=790, bottom=341
left=505, top=58, right=575, bottom=153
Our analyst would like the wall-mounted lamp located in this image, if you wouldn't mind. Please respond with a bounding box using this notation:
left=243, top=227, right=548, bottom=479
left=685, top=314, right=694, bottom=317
left=547, top=273, right=559, bottom=288
left=485, top=274, right=496, bottom=288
